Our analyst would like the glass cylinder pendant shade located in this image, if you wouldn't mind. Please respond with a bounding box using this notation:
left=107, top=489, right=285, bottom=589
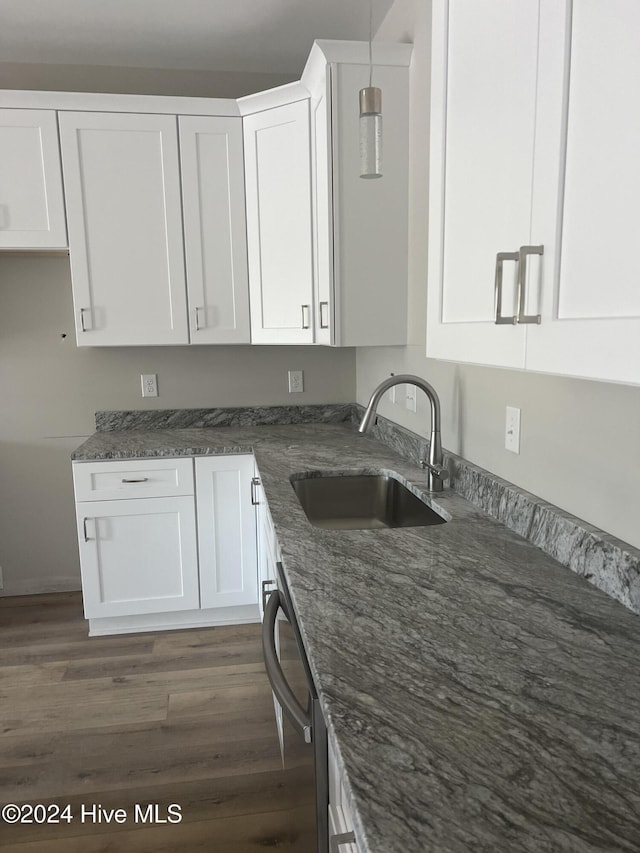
left=359, top=86, right=382, bottom=179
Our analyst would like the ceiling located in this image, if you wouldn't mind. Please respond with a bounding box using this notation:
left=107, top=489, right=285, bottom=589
left=0, top=0, right=396, bottom=76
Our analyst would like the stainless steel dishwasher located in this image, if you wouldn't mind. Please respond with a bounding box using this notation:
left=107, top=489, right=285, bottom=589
left=262, top=561, right=329, bottom=853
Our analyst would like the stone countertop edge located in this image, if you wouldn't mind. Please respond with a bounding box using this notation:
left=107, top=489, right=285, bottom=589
left=70, top=417, right=640, bottom=852
left=79, top=404, right=640, bottom=616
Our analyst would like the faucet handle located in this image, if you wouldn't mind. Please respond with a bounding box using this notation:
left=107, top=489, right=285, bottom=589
left=420, top=459, right=450, bottom=480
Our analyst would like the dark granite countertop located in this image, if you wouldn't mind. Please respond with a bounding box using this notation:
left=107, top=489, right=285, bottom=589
left=72, top=423, right=640, bottom=853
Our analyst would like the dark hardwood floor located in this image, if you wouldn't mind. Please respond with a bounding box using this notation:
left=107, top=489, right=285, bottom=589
left=0, top=592, right=295, bottom=851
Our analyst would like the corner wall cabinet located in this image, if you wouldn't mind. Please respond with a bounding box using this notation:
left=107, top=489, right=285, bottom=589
left=302, top=41, right=411, bottom=347
left=72, top=455, right=258, bottom=635
left=0, top=108, right=67, bottom=249
left=58, top=111, right=249, bottom=347
left=427, top=0, right=640, bottom=385
left=242, top=94, right=315, bottom=345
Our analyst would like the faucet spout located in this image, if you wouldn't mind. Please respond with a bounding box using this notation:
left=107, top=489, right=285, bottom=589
left=358, top=374, right=448, bottom=492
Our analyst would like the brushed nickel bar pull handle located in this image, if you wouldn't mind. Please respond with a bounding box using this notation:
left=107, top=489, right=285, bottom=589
left=516, top=244, right=543, bottom=324
left=193, top=306, right=202, bottom=332
left=82, top=517, right=92, bottom=542
left=121, top=477, right=149, bottom=484
left=261, top=579, right=276, bottom=613
left=494, top=251, right=519, bottom=325
left=330, top=832, right=356, bottom=852
left=319, top=301, right=329, bottom=329
left=301, top=304, right=311, bottom=329
left=262, top=589, right=312, bottom=743
left=251, top=476, right=261, bottom=505
left=80, top=308, right=90, bottom=332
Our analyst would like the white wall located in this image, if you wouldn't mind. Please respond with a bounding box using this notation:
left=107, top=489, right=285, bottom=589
left=0, top=256, right=355, bottom=595
left=357, top=0, right=640, bottom=551
left=0, top=62, right=294, bottom=98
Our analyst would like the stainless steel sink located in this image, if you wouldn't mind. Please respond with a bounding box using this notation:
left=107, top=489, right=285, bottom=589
left=291, top=473, right=447, bottom=530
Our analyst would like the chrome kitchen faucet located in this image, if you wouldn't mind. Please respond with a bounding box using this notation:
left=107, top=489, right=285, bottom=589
left=358, top=374, right=449, bottom=492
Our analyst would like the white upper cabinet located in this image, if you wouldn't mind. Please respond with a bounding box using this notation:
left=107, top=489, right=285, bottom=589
left=59, top=111, right=189, bottom=346
left=0, top=109, right=67, bottom=249
left=426, top=0, right=541, bottom=368
left=427, top=0, right=640, bottom=385
left=303, top=42, right=411, bottom=347
left=179, top=115, right=250, bottom=344
left=242, top=96, right=315, bottom=344
left=524, top=0, right=640, bottom=384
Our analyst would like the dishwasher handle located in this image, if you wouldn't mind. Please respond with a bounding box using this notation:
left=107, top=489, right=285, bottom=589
left=262, top=589, right=312, bottom=744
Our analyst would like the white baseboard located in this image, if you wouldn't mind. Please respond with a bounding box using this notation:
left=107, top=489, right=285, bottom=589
left=88, top=604, right=260, bottom=636
left=0, top=577, right=81, bottom=597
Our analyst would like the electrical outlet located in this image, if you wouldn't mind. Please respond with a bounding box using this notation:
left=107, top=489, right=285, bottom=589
left=505, top=406, right=521, bottom=453
left=405, top=384, right=417, bottom=412
left=141, top=374, right=158, bottom=397
left=288, top=370, right=304, bottom=393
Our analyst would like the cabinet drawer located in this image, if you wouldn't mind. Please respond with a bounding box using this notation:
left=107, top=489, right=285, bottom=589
left=73, top=458, right=194, bottom=502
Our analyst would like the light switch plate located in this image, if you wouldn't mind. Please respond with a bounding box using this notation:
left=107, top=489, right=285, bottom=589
left=505, top=406, right=521, bottom=453
left=288, top=370, right=304, bottom=393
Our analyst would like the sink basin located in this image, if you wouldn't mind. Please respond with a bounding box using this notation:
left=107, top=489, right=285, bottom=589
left=291, top=473, right=447, bottom=530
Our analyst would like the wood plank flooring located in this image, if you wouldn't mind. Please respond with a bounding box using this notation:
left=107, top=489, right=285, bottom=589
left=0, top=593, right=295, bottom=851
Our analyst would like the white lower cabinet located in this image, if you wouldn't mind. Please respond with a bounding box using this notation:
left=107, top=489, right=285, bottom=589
left=328, top=735, right=359, bottom=853
left=195, top=455, right=258, bottom=609
left=75, top=496, right=199, bottom=619
left=73, top=455, right=259, bottom=634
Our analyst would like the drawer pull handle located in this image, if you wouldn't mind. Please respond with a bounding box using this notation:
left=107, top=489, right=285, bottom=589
left=121, top=477, right=149, bottom=484
left=82, top=517, right=93, bottom=542
left=193, top=306, right=203, bottom=332
left=516, top=244, right=543, bottom=325
left=251, top=476, right=261, bottom=505
left=494, top=251, right=519, bottom=325
left=301, top=304, right=311, bottom=329
left=330, top=832, right=356, bottom=852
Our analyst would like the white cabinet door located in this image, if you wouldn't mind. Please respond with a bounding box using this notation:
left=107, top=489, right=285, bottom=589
left=0, top=109, right=67, bottom=249
left=179, top=115, right=251, bottom=344
left=243, top=99, right=315, bottom=344
left=427, top=0, right=538, bottom=368
left=76, top=496, right=199, bottom=619
left=195, top=455, right=258, bottom=610
left=59, top=112, right=189, bottom=346
left=525, top=0, right=640, bottom=384
left=309, top=75, right=334, bottom=346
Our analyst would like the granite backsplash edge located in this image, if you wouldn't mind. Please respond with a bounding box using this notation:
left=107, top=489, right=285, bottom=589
left=93, top=404, right=640, bottom=614
left=95, top=404, right=353, bottom=431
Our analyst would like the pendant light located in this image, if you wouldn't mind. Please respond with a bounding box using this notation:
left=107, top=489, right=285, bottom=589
left=359, top=0, right=382, bottom=179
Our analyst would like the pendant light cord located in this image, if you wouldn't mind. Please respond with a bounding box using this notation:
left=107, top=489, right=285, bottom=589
left=368, top=0, right=373, bottom=87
